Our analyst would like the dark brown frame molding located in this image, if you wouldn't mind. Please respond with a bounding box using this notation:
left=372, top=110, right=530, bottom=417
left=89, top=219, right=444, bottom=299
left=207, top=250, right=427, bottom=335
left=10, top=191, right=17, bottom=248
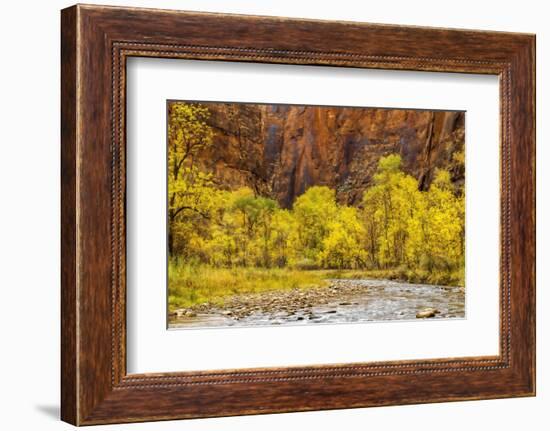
left=61, top=4, right=536, bottom=425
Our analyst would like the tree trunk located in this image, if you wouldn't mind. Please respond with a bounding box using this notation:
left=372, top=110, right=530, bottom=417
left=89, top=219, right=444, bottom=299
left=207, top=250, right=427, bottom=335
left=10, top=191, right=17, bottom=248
left=168, top=210, right=174, bottom=256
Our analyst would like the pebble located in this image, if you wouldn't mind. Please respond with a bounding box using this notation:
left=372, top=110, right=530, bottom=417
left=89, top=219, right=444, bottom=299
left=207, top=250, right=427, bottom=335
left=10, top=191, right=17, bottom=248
left=170, top=279, right=462, bottom=324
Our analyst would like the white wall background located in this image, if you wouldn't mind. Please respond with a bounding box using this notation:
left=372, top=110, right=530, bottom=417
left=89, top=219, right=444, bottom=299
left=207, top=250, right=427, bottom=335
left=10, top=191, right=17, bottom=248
left=0, top=0, right=546, bottom=429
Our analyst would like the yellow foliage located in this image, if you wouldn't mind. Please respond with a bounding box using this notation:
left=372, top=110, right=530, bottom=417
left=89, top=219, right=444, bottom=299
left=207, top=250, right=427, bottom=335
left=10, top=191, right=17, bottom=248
left=167, top=104, right=465, bottom=287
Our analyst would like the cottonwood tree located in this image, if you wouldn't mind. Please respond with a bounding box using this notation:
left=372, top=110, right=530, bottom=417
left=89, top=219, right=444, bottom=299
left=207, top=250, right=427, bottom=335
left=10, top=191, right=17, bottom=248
left=168, top=102, right=215, bottom=256
left=292, top=186, right=338, bottom=262
left=319, top=206, right=367, bottom=269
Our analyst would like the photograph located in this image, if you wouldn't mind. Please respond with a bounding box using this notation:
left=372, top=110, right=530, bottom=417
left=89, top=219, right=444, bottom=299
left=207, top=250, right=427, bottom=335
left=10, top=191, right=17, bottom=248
left=167, top=101, right=466, bottom=329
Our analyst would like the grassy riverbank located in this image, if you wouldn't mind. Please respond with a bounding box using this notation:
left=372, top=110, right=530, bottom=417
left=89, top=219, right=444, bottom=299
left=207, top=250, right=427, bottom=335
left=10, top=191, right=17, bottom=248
left=168, top=261, right=464, bottom=312
left=168, top=263, right=329, bottom=310
left=321, top=267, right=464, bottom=289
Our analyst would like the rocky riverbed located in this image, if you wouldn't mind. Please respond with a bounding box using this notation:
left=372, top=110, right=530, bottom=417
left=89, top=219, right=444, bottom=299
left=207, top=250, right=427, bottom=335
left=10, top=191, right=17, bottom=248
left=168, top=278, right=465, bottom=329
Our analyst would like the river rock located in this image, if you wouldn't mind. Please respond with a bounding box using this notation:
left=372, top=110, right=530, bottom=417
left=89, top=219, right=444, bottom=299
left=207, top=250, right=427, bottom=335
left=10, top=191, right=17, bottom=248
left=416, top=308, right=439, bottom=318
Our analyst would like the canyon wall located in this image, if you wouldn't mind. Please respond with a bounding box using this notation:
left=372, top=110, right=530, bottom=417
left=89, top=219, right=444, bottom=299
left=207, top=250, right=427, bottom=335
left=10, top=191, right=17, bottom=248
left=197, top=102, right=465, bottom=207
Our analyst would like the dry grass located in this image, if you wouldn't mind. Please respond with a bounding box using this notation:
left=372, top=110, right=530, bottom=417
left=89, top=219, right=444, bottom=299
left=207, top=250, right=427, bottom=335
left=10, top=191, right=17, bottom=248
left=168, top=261, right=464, bottom=311
left=168, top=261, right=328, bottom=311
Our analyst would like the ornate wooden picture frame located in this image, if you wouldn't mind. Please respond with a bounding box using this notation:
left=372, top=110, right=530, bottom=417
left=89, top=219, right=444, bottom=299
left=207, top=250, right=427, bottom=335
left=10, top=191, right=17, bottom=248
left=61, top=4, right=535, bottom=425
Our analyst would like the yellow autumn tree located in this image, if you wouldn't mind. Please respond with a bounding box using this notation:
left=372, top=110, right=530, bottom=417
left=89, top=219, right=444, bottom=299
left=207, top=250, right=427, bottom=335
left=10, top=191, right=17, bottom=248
left=422, top=169, right=464, bottom=271
left=361, top=154, right=423, bottom=268
left=269, top=209, right=299, bottom=267
left=168, top=102, right=218, bottom=257
left=293, top=186, right=338, bottom=263
left=319, top=206, right=367, bottom=269
left=360, top=155, right=464, bottom=283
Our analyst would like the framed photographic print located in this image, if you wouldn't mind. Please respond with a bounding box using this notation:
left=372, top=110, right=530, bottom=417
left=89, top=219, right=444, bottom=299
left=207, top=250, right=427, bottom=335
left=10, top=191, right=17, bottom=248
left=61, top=4, right=535, bottom=425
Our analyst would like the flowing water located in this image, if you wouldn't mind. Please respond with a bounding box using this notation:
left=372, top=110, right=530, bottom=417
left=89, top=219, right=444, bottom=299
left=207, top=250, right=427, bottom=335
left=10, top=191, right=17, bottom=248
left=169, top=278, right=465, bottom=329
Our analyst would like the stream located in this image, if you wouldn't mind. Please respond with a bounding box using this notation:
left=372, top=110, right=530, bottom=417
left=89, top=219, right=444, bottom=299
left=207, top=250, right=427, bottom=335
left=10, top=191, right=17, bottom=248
left=169, top=278, right=465, bottom=329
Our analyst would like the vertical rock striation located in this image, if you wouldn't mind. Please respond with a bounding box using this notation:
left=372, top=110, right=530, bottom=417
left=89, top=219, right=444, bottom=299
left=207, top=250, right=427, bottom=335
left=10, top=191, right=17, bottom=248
left=197, top=102, right=465, bottom=207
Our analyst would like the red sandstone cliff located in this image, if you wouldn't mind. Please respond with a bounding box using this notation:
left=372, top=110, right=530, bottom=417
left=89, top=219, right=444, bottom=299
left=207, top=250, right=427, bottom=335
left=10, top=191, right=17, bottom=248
left=197, top=102, right=465, bottom=207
